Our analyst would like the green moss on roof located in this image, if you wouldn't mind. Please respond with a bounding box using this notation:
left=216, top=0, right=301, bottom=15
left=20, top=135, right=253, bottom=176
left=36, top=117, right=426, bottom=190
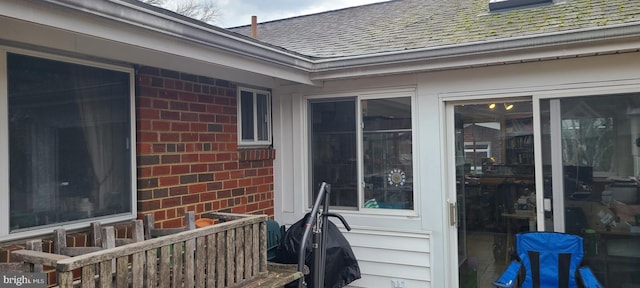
left=228, top=0, right=640, bottom=58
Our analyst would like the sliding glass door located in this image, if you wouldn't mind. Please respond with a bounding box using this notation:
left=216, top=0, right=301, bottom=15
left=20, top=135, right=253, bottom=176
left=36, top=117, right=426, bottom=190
left=451, top=100, right=535, bottom=288
left=540, top=93, right=640, bottom=287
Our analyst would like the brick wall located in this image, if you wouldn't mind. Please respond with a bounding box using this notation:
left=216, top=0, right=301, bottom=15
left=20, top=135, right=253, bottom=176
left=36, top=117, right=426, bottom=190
left=135, top=65, right=276, bottom=228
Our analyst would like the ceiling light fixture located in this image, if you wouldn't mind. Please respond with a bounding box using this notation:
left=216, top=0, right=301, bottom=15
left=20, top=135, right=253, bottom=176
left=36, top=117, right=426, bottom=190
left=488, top=103, right=496, bottom=110
left=504, top=103, right=514, bottom=110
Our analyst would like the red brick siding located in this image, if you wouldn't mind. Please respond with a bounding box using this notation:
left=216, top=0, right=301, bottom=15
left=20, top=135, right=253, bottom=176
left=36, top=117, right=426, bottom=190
left=135, top=66, right=276, bottom=228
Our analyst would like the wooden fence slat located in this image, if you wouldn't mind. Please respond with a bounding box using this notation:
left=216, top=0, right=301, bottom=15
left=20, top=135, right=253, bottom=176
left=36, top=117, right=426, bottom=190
left=171, top=242, right=183, bottom=288
left=259, top=221, right=267, bottom=273
left=216, top=232, right=225, bottom=288
left=195, top=236, right=206, bottom=288
left=236, top=226, right=245, bottom=282
left=159, top=246, right=171, bottom=288
left=81, top=264, right=95, bottom=288
left=244, top=225, right=252, bottom=279
left=23, top=240, right=43, bottom=273
left=184, top=238, right=195, bottom=288
left=206, top=235, right=216, bottom=288
left=226, top=228, right=236, bottom=286
left=116, top=256, right=129, bottom=287
left=98, top=260, right=112, bottom=288
left=132, top=251, right=144, bottom=288
left=145, top=248, right=157, bottom=288
left=58, top=271, right=74, bottom=288
left=252, top=223, right=260, bottom=275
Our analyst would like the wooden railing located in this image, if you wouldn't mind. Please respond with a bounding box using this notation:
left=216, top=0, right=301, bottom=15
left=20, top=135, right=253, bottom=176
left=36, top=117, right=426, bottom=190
left=12, top=213, right=302, bottom=288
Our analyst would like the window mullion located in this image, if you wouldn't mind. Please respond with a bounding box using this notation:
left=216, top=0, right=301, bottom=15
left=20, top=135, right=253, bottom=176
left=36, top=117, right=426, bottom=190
left=253, top=93, right=259, bottom=141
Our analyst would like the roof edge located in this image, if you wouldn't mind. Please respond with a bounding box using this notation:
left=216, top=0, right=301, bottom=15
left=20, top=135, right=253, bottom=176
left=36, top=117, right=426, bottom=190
left=312, top=21, right=640, bottom=71
left=44, top=0, right=316, bottom=71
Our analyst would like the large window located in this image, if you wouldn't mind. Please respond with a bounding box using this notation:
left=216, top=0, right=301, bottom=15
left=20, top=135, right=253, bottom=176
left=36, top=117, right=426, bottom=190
left=309, top=92, right=414, bottom=211
left=238, top=87, right=271, bottom=147
left=541, top=93, right=640, bottom=287
left=5, top=51, right=133, bottom=235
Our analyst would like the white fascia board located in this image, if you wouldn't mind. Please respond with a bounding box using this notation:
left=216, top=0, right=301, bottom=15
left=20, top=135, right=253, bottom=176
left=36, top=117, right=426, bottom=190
left=1, top=0, right=315, bottom=86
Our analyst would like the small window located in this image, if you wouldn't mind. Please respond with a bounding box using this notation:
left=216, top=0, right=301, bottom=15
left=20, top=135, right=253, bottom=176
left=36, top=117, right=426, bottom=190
left=238, top=88, right=271, bottom=146
left=489, top=0, right=553, bottom=11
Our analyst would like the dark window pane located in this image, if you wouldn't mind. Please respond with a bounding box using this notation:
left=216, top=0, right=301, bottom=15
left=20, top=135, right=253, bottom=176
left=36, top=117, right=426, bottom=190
left=256, top=93, right=269, bottom=141
left=362, top=97, right=413, bottom=209
left=241, top=91, right=254, bottom=141
left=363, top=98, right=412, bottom=131
left=8, top=53, right=131, bottom=231
left=309, top=99, right=357, bottom=208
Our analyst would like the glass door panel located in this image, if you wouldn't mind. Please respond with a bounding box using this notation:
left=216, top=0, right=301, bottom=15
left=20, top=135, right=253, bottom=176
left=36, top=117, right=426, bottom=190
left=541, top=93, right=640, bottom=287
left=453, top=100, right=535, bottom=288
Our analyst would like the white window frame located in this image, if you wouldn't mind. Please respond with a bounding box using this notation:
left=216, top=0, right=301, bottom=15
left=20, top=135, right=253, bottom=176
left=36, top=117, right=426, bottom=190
left=237, top=87, right=272, bottom=147
left=0, top=47, right=137, bottom=241
left=305, top=88, right=418, bottom=216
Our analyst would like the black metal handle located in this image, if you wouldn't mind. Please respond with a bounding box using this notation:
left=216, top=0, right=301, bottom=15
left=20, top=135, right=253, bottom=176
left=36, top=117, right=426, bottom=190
left=326, top=212, right=351, bottom=231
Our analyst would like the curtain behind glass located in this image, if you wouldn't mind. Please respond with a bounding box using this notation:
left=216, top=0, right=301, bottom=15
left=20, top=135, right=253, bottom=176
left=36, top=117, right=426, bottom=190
left=8, top=53, right=130, bottom=231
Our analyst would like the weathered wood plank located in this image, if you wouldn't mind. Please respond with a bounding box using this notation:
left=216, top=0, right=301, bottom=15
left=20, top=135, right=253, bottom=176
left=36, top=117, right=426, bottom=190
left=24, top=239, right=43, bottom=273
left=61, top=247, right=104, bottom=257
left=58, top=271, right=74, bottom=288
left=171, top=242, right=183, bottom=288
left=91, top=222, right=103, bottom=247
left=145, top=248, right=157, bottom=288
left=158, top=246, right=170, bottom=288
left=236, top=226, right=245, bottom=282
left=259, top=221, right=268, bottom=273
left=252, top=223, right=259, bottom=277
left=184, top=238, right=195, bottom=288
left=81, top=264, right=95, bottom=288
left=116, top=256, right=129, bottom=287
left=132, top=251, right=144, bottom=288
left=239, top=263, right=304, bottom=288
left=244, top=225, right=252, bottom=279
left=216, top=232, right=225, bottom=288
left=206, top=235, right=216, bottom=288
left=195, top=236, right=206, bottom=288
left=226, top=228, right=236, bottom=286
left=12, top=250, right=69, bottom=267
left=132, top=219, right=145, bottom=243
left=98, top=260, right=112, bottom=288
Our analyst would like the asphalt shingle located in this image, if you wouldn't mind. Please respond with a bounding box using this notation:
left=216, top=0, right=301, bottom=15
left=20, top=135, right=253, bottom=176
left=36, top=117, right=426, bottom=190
left=228, top=0, right=640, bottom=58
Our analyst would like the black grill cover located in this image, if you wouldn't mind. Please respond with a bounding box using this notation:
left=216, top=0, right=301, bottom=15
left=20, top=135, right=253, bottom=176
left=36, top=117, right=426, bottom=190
left=275, top=213, right=361, bottom=288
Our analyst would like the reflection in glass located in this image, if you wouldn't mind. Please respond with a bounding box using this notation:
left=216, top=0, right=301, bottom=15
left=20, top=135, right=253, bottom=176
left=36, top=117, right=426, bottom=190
left=362, top=97, right=413, bottom=209
left=542, top=93, right=640, bottom=287
left=8, top=53, right=131, bottom=231
left=454, top=101, right=535, bottom=286
left=309, top=99, right=358, bottom=208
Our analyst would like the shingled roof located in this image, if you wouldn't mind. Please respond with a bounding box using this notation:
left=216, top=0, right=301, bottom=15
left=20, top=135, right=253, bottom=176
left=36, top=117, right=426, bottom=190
left=228, top=0, right=640, bottom=58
